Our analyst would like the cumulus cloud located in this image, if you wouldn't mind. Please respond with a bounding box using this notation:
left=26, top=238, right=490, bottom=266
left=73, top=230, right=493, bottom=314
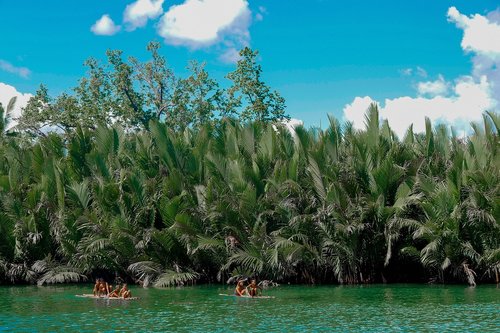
left=343, top=7, right=500, bottom=137
left=343, top=96, right=374, bottom=131
left=343, top=75, right=495, bottom=137
left=417, top=75, right=450, bottom=97
left=447, top=7, right=500, bottom=57
left=0, top=82, right=32, bottom=130
left=448, top=7, right=500, bottom=103
left=91, top=0, right=254, bottom=63
left=124, top=0, right=164, bottom=31
left=157, top=0, right=251, bottom=49
left=0, top=59, right=31, bottom=79
left=91, top=14, right=121, bottom=36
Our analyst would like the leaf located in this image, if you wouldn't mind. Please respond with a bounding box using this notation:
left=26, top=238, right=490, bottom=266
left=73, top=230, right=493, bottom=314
left=153, top=269, right=199, bottom=287
left=6, top=97, right=17, bottom=116
left=307, top=155, right=326, bottom=202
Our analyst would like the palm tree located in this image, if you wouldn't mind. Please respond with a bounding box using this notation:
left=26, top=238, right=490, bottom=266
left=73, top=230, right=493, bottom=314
left=0, top=101, right=498, bottom=286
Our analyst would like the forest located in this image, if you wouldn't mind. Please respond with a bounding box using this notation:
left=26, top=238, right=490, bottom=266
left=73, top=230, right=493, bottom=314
left=0, top=44, right=498, bottom=287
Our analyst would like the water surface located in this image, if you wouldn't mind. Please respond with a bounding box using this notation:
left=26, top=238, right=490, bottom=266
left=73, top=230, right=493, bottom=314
left=0, top=284, right=498, bottom=332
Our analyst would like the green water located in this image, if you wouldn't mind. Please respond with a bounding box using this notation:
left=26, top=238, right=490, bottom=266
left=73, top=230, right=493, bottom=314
left=0, top=284, right=498, bottom=332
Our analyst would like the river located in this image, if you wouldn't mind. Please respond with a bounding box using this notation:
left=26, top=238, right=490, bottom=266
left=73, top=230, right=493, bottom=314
left=0, top=284, right=498, bottom=332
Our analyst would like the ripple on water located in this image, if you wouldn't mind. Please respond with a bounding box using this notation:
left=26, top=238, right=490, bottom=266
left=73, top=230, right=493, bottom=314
left=0, top=285, right=499, bottom=332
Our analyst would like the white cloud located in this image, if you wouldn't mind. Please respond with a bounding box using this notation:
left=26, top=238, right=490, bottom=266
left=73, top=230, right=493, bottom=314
left=157, top=0, right=251, bottom=48
left=0, top=59, right=31, bottom=79
left=343, top=7, right=500, bottom=137
left=124, top=0, right=164, bottom=31
left=343, top=96, right=374, bottom=130
left=447, top=6, right=500, bottom=57
left=91, top=14, right=121, bottom=36
left=273, top=118, right=304, bottom=136
left=343, top=75, right=495, bottom=137
left=0, top=82, right=32, bottom=130
left=417, top=75, right=450, bottom=97
left=448, top=7, right=500, bottom=104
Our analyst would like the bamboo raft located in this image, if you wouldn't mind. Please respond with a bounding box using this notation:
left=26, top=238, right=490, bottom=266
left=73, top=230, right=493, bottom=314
left=76, top=294, right=138, bottom=300
left=219, top=293, right=275, bottom=299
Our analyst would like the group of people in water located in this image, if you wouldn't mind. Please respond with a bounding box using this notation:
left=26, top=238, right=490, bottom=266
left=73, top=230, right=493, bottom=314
left=234, top=279, right=262, bottom=297
left=92, top=277, right=262, bottom=298
left=93, top=278, right=132, bottom=299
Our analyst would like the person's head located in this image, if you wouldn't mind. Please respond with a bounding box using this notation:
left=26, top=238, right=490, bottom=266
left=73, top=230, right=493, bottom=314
left=123, top=283, right=128, bottom=289
left=250, top=279, right=257, bottom=286
left=237, top=280, right=245, bottom=287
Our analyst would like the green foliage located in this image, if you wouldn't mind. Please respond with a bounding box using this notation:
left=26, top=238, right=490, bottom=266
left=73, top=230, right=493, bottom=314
left=1, top=51, right=498, bottom=286
left=226, top=47, right=287, bottom=122
left=0, top=96, right=16, bottom=136
left=32, top=257, right=87, bottom=285
left=17, top=43, right=289, bottom=135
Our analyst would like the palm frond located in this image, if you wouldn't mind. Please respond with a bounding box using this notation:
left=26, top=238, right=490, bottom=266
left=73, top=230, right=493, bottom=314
left=153, top=269, right=199, bottom=287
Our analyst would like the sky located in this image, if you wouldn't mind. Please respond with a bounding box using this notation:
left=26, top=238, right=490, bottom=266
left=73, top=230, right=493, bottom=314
left=1, top=0, right=499, bottom=136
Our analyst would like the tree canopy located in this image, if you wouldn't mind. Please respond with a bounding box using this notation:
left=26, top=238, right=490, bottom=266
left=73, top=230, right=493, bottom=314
left=17, top=43, right=288, bottom=135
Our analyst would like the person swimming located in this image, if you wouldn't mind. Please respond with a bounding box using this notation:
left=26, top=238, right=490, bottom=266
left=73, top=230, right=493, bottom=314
left=234, top=280, right=248, bottom=296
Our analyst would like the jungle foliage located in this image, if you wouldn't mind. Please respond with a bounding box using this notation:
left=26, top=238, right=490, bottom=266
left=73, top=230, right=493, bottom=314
left=0, top=46, right=498, bottom=287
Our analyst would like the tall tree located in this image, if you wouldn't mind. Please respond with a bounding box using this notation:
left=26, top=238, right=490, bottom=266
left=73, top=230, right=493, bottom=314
left=129, top=41, right=177, bottom=123
left=226, top=47, right=288, bottom=123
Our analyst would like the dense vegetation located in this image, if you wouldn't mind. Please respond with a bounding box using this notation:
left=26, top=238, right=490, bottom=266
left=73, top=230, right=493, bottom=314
left=0, top=46, right=498, bottom=287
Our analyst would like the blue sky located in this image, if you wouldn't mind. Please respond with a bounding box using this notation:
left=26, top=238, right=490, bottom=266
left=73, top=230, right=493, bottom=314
left=1, top=0, right=499, bottom=135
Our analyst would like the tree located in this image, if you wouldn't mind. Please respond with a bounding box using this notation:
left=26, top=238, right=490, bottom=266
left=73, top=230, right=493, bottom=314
left=172, top=61, right=224, bottom=130
left=18, top=44, right=289, bottom=137
left=4, top=44, right=499, bottom=287
left=129, top=41, right=176, bottom=123
left=226, top=47, right=288, bottom=123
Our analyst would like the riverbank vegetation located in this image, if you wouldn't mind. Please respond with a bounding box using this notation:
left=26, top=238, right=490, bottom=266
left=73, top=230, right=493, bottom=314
left=0, top=44, right=498, bottom=287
